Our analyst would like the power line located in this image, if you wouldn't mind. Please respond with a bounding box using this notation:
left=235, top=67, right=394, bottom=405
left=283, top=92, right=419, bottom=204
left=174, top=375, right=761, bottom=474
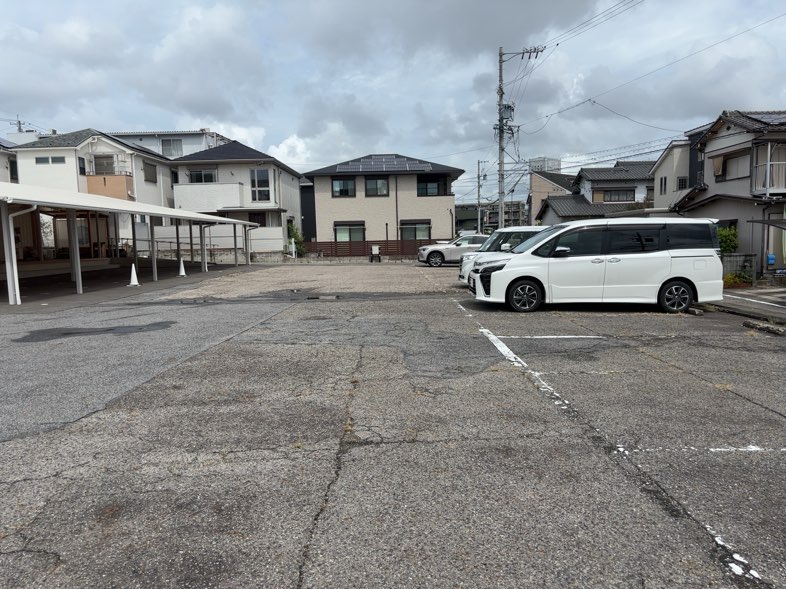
left=544, top=0, right=644, bottom=47
left=520, top=11, right=786, bottom=129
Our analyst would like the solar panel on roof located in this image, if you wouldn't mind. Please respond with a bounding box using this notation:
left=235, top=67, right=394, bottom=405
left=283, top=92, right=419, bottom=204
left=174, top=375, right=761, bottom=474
left=754, top=113, right=786, bottom=125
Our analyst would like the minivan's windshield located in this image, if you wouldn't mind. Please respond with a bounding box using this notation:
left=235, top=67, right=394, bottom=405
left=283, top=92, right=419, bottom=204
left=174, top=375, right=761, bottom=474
left=511, top=224, right=566, bottom=253
left=476, top=232, right=503, bottom=252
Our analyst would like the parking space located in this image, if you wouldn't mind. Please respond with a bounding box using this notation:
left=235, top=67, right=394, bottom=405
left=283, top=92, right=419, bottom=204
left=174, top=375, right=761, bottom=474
left=1, top=264, right=784, bottom=587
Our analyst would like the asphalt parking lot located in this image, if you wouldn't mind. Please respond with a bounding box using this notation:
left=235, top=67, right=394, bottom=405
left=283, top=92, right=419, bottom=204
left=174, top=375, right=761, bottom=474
left=1, top=263, right=784, bottom=588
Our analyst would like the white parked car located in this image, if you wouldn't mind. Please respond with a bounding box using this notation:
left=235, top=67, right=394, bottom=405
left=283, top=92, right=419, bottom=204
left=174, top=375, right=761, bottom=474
left=417, top=234, right=486, bottom=267
left=468, top=218, right=723, bottom=313
left=458, top=226, right=547, bottom=284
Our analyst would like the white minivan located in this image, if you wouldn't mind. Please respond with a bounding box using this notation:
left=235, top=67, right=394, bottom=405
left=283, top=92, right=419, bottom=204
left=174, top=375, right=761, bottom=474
left=468, top=218, right=723, bottom=313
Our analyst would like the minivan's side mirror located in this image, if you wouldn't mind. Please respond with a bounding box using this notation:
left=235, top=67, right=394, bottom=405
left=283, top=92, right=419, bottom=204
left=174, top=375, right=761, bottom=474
left=500, top=243, right=512, bottom=251
left=552, top=246, right=571, bottom=258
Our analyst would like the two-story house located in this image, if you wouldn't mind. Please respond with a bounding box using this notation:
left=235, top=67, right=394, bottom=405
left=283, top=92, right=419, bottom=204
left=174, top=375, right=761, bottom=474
left=10, top=128, right=175, bottom=259
left=535, top=161, right=654, bottom=224
left=671, top=111, right=786, bottom=273
left=527, top=170, right=574, bottom=224
left=172, top=141, right=302, bottom=252
left=304, top=154, right=464, bottom=252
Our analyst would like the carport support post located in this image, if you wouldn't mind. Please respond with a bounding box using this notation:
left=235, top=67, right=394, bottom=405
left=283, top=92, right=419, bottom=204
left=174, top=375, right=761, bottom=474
left=1, top=200, right=22, bottom=305
left=189, top=221, right=194, bottom=262
left=244, top=225, right=251, bottom=265
left=233, top=223, right=239, bottom=267
left=132, top=217, right=139, bottom=269
left=67, top=209, right=83, bottom=295
left=199, top=224, right=208, bottom=273
left=149, top=219, right=158, bottom=282
left=113, top=214, right=120, bottom=260
left=175, top=221, right=181, bottom=265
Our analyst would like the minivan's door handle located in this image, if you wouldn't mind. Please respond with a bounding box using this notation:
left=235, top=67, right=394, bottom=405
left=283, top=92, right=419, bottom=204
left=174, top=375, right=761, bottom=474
left=591, top=258, right=604, bottom=264
left=607, top=257, right=621, bottom=263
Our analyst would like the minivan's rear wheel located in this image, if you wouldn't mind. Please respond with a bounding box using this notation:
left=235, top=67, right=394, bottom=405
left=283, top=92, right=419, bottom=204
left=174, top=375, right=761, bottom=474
left=659, top=280, right=693, bottom=313
left=427, top=252, right=444, bottom=267
left=507, top=279, right=542, bottom=312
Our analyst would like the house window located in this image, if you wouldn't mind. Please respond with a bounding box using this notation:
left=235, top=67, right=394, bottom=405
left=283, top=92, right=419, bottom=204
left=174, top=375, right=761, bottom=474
left=603, top=189, right=635, bottom=202
left=143, top=161, right=157, bottom=183
left=161, top=138, right=183, bottom=158
left=35, top=157, right=50, bottom=165
left=51, top=156, right=66, bottom=164
left=9, top=160, right=17, bottom=181
left=249, top=212, right=266, bottom=227
left=251, top=169, right=270, bottom=201
left=659, top=177, right=667, bottom=195
left=189, top=169, right=217, bottom=183
left=400, top=220, right=431, bottom=240
left=332, top=178, right=355, bottom=197
left=725, top=154, right=750, bottom=180
left=365, top=176, right=389, bottom=196
left=334, top=222, right=365, bottom=241
left=78, top=157, right=86, bottom=175
left=677, top=177, right=688, bottom=190
left=171, top=170, right=179, bottom=184
left=417, top=175, right=447, bottom=196
left=94, top=155, right=115, bottom=175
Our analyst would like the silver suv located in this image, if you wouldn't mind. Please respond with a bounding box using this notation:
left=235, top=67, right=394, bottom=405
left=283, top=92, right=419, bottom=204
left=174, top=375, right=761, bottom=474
left=417, top=234, right=486, bottom=267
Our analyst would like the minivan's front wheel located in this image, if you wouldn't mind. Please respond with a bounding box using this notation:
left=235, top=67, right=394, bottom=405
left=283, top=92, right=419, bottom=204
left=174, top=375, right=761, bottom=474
left=659, top=280, right=693, bottom=313
left=507, top=279, right=542, bottom=312
left=427, top=252, right=444, bottom=267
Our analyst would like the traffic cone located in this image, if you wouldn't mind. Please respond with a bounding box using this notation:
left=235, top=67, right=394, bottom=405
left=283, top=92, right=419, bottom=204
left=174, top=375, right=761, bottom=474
left=128, top=263, right=140, bottom=287
left=178, top=258, right=187, bottom=277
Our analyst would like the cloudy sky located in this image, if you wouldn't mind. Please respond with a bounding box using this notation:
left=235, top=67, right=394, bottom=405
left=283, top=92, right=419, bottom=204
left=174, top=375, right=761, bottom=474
left=1, top=0, right=785, bottom=203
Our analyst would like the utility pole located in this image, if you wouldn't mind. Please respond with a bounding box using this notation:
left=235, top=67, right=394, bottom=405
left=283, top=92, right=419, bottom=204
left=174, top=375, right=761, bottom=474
left=496, top=45, right=545, bottom=229
left=477, top=160, right=487, bottom=233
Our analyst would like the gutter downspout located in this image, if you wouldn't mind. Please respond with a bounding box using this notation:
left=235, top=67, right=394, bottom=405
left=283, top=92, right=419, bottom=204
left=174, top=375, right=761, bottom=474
left=395, top=176, right=399, bottom=243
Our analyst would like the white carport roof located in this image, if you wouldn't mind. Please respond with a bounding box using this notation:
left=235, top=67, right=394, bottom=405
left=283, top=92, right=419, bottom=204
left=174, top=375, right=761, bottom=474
left=1, top=181, right=257, bottom=305
left=0, top=181, right=256, bottom=225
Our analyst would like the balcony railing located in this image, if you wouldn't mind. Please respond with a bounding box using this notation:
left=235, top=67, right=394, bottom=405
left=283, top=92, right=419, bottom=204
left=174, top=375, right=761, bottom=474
left=752, top=162, right=786, bottom=195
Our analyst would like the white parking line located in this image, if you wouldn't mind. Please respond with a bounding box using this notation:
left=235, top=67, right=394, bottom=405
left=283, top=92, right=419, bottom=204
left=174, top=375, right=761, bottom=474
left=724, top=294, right=786, bottom=308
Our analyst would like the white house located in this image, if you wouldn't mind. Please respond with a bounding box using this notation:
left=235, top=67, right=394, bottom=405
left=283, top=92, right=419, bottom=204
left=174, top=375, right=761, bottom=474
left=171, top=141, right=302, bottom=252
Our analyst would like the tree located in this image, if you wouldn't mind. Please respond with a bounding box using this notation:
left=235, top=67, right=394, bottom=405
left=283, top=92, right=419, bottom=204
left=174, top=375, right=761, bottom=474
left=717, top=227, right=738, bottom=254
left=287, top=222, right=307, bottom=257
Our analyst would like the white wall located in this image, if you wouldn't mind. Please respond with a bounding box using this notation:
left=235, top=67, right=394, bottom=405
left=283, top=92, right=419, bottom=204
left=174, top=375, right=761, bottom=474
left=15, top=149, right=81, bottom=191
left=149, top=224, right=286, bottom=252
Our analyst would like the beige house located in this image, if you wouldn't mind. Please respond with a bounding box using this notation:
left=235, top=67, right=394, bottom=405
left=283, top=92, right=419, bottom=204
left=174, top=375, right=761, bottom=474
left=305, top=154, right=464, bottom=243
left=527, top=171, right=574, bottom=224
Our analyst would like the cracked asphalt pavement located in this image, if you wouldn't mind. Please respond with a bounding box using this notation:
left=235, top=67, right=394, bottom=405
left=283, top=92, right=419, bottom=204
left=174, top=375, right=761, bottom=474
left=1, top=263, right=784, bottom=588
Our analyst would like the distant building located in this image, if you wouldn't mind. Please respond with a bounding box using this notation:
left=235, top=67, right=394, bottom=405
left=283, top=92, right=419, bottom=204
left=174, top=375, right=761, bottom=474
left=528, top=157, right=561, bottom=173
left=111, top=129, right=232, bottom=158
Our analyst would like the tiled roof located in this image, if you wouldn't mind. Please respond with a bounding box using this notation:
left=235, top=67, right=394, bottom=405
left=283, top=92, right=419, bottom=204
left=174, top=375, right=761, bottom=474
left=306, top=154, right=464, bottom=178
left=175, top=141, right=301, bottom=177
left=535, top=194, right=640, bottom=220
left=721, top=110, right=786, bottom=131
left=0, top=137, right=16, bottom=149
left=175, top=140, right=273, bottom=162
left=11, top=129, right=100, bottom=149
left=534, top=170, right=574, bottom=192
left=578, top=160, right=655, bottom=182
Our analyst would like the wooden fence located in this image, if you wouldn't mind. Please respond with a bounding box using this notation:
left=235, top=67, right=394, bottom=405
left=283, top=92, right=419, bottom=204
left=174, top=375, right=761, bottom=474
left=303, top=239, right=439, bottom=257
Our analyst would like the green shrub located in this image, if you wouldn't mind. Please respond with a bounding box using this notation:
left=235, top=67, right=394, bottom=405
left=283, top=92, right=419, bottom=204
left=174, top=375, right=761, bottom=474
left=717, top=226, right=739, bottom=254
left=723, top=271, right=751, bottom=288
left=287, top=222, right=307, bottom=257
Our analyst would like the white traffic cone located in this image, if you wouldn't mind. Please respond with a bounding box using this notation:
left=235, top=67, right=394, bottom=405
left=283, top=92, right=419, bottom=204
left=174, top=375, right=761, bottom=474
left=128, top=263, right=140, bottom=287
left=178, top=258, right=187, bottom=277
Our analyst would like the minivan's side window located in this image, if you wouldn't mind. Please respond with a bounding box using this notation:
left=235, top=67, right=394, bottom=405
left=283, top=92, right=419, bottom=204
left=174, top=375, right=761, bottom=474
left=664, top=224, right=715, bottom=249
left=607, top=226, right=662, bottom=254
left=534, top=228, right=604, bottom=257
